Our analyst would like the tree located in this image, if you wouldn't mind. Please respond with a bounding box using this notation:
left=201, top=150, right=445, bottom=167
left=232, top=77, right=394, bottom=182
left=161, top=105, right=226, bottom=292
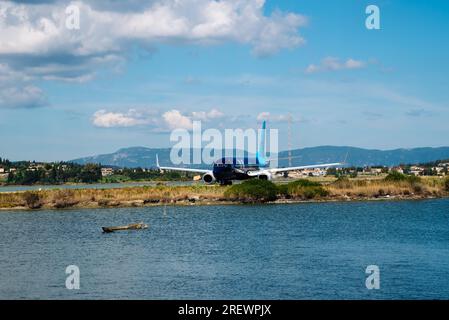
left=79, top=163, right=102, bottom=183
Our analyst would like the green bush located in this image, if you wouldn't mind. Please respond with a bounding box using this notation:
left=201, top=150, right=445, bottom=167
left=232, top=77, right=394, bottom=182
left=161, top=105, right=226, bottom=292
left=385, top=171, right=421, bottom=184
left=286, top=179, right=328, bottom=199
left=224, top=179, right=278, bottom=203
left=385, top=171, right=407, bottom=181
left=22, top=191, right=42, bottom=209
left=445, top=177, right=449, bottom=192
left=276, top=184, right=289, bottom=197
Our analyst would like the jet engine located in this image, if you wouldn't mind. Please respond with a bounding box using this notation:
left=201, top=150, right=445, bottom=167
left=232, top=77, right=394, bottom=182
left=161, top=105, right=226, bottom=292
left=257, top=171, right=272, bottom=181
left=202, top=173, right=216, bottom=184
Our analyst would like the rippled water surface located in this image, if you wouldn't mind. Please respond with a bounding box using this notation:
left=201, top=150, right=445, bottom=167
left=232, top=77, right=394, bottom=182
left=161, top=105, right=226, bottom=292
left=1, top=199, right=448, bottom=299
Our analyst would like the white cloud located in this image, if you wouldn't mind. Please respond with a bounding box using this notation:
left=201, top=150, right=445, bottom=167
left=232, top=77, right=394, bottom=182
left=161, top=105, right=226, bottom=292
left=163, top=108, right=225, bottom=130
left=92, top=109, right=152, bottom=128
left=191, top=108, right=224, bottom=121
left=0, top=1, right=307, bottom=77
left=162, top=109, right=193, bottom=130
left=257, top=112, right=270, bottom=121
left=92, top=108, right=224, bottom=130
left=256, top=111, right=294, bottom=122
left=0, top=0, right=307, bottom=108
left=207, top=108, right=225, bottom=119
left=0, top=63, right=48, bottom=108
left=305, top=57, right=366, bottom=74
left=251, top=10, right=307, bottom=56
left=0, top=84, right=48, bottom=109
left=345, top=58, right=364, bottom=69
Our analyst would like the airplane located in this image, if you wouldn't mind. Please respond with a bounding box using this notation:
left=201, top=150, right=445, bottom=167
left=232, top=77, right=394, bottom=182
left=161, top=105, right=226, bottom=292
left=156, top=121, right=342, bottom=185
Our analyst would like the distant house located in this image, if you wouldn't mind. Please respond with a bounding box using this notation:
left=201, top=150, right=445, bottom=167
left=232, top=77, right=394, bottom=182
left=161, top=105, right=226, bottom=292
left=390, top=167, right=404, bottom=174
left=0, top=167, right=7, bottom=180
left=410, top=166, right=424, bottom=176
left=26, top=164, right=45, bottom=171
left=361, top=167, right=383, bottom=175
left=433, top=166, right=446, bottom=176
left=101, top=167, right=114, bottom=177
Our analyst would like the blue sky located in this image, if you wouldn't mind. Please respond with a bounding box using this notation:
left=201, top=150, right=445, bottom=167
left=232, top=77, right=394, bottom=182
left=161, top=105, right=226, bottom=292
left=1, top=0, right=448, bottom=161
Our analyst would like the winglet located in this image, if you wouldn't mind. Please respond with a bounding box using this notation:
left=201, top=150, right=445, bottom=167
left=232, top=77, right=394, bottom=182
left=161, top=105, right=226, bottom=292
left=156, top=154, right=160, bottom=168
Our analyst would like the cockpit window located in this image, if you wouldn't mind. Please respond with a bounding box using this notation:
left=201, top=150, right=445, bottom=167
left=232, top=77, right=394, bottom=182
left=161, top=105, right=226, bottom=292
left=213, top=157, right=258, bottom=168
left=214, top=157, right=234, bottom=165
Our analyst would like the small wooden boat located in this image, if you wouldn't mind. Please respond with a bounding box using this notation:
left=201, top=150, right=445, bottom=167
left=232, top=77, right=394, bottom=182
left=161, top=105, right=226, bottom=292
left=102, top=222, right=148, bottom=233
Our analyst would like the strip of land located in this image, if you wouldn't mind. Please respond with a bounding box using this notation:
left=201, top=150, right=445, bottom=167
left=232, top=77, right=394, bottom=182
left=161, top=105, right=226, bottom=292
left=1, top=174, right=448, bottom=210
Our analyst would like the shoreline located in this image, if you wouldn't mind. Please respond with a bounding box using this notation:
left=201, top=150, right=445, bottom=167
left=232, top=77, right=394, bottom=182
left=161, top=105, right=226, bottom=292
left=0, top=183, right=447, bottom=211
left=0, top=196, right=445, bottom=211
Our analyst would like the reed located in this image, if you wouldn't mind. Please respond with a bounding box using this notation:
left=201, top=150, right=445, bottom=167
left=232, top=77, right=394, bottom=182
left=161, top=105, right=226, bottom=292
left=0, top=176, right=447, bottom=210
left=326, top=176, right=445, bottom=199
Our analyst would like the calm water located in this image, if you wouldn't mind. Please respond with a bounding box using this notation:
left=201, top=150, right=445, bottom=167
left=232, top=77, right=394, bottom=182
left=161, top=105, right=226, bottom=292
left=1, top=199, right=448, bottom=299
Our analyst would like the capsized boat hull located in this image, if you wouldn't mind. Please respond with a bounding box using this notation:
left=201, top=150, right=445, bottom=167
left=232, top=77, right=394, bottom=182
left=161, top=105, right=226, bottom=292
left=102, top=222, right=148, bottom=233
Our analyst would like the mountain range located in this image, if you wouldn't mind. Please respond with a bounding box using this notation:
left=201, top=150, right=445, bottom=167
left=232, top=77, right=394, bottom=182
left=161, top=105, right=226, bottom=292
left=70, top=146, right=449, bottom=168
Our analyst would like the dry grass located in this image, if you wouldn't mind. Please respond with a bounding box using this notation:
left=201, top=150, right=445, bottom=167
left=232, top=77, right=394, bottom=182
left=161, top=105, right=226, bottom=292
left=0, top=185, right=227, bottom=209
left=0, top=176, right=447, bottom=210
left=326, top=176, right=445, bottom=199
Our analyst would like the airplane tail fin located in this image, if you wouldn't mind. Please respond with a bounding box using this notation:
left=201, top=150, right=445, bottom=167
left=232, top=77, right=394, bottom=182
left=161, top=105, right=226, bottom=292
left=256, top=121, right=267, bottom=166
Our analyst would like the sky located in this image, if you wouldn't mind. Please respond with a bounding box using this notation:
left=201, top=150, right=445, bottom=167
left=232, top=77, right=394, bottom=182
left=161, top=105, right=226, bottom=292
left=0, top=0, right=448, bottom=162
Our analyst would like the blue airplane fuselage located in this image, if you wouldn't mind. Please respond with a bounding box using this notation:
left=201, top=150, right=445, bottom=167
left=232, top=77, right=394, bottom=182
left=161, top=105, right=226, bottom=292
left=211, top=157, right=261, bottom=183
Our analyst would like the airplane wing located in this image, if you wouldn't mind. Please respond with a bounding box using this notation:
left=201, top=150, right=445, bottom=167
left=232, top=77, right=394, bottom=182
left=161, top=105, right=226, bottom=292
left=246, top=162, right=342, bottom=176
left=158, top=166, right=212, bottom=174
left=156, top=154, right=212, bottom=174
